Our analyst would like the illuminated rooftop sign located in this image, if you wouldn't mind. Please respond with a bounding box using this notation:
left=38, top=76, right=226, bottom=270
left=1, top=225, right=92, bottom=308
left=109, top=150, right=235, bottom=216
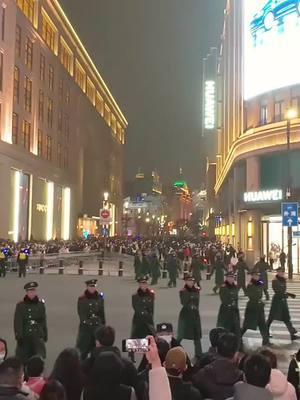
left=204, top=80, right=216, bottom=130
left=243, top=189, right=283, bottom=203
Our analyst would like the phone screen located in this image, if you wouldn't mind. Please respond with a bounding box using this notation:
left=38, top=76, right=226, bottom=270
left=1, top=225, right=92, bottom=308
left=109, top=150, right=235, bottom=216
left=122, top=338, right=150, bottom=353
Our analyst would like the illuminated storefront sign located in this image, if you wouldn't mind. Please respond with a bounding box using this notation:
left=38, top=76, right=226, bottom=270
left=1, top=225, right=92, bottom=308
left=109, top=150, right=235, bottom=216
left=244, top=189, right=283, bottom=203
left=244, top=0, right=300, bottom=99
left=36, top=203, right=48, bottom=212
left=204, top=80, right=216, bottom=129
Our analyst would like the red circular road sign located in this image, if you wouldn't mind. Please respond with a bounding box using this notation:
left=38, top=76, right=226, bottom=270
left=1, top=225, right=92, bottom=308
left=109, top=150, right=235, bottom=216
left=100, top=209, right=110, bottom=219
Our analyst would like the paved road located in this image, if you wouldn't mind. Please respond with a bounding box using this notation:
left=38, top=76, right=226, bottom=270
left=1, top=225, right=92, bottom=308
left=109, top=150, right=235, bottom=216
left=0, top=270, right=299, bottom=373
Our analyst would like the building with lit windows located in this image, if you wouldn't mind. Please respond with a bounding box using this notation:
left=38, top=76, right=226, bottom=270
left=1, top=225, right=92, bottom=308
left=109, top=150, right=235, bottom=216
left=0, top=0, right=127, bottom=241
left=215, top=0, right=300, bottom=270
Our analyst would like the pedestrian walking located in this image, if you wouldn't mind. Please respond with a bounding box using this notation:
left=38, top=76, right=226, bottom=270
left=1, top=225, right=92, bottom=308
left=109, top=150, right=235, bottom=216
left=14, top=282, right=47, bottom=363
left=76, top=279, right=106, bottom=360
left=267, top=268, right=299, bottom=341
left=241, top=271, right=270, bottom=346
left=177, top=274, right=202, bottom=357
left=133, top=251, right=142, bottom=281
left=217, top=272, right=241, bottom=340
left=279, top=251, right=287, bottom=270
left=190, top=255, right=204, bottom=287
left=149, top=254, right=161, bottom=285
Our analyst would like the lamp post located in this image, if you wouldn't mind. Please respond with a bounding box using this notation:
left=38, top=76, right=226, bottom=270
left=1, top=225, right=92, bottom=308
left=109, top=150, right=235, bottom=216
left=103, top=192, right=109, bottom=237
left=286, top=109, right=297, bottom=280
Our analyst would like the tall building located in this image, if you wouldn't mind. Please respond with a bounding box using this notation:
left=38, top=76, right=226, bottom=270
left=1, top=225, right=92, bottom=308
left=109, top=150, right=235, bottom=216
left=0, top=0, right=127, bottom=241
left=215, top=0, right=300, bottom=269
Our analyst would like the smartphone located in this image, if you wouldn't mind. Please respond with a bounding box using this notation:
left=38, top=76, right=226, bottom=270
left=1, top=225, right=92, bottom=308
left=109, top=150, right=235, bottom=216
left=122, top=338, right=150, bottom=353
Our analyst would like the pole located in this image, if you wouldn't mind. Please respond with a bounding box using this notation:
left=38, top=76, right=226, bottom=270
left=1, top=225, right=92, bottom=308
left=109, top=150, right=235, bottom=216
left=286, top=119, right=293, bottom=280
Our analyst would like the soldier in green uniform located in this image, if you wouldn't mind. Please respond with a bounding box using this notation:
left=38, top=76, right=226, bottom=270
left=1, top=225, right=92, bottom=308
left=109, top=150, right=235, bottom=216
left=14, top=282, right=47, bottom=363
left=177, top=274, right=202, bottom=357
left=217, top=272, right=241, bottom=340
left=190, top=254, right=204, bottom=287
left=140, top=253, right=150, bottom=277
left=254, top=255, right=270, bottom=300
left=235, top=256, right=249, bottom=295
left=130, top=276, right=155, bottom=362
left=76, top=279, right=106, bottom=360
left=17, top=249, right=29, bottom=278
left=241, top=271, right=270, bottom=346
left=149, top=254, right=161, bottom=285
left=167, top=252, right=181, bottom=288
left=267, top=268, right=299, bottom=341
left=134, top=251, right=142, bottom=280
left=210, top=255, right=226, bottom=294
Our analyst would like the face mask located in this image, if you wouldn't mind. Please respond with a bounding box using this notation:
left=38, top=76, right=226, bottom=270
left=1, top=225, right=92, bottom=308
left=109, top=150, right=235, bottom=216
left=0, top=340, right=7, bottom=363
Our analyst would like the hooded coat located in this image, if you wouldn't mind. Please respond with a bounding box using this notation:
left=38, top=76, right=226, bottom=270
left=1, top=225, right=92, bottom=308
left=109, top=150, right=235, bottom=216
left=266, top=369, right=297, bottom=400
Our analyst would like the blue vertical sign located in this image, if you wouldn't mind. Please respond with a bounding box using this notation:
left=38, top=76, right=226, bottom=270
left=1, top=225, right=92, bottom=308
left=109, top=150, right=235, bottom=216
left=281, top=202, right=299, bottom=227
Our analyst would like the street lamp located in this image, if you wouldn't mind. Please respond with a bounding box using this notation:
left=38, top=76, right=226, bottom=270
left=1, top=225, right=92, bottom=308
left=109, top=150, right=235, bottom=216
left=103, top=192, right=109, bottom=202
left=286, top=108, right=297, bottom=279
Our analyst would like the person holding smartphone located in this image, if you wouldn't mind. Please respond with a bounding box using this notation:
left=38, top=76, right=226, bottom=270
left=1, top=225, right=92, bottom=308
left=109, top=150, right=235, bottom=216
left=130, top=276, right=155, bottom=361
left=177, top=274, right=202, bottom=358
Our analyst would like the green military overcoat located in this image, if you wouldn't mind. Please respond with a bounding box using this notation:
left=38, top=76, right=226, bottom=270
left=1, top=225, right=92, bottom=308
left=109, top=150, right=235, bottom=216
left=217, top=282, right=240, bottom=336
left=243, top=280, right=266, bottom=330
left=254, top=260, right=270, bottom=290
left=236, top=261, right=249, bottom=287
left=269, top=276, right=291, bottom=322
left=131, top=289, right=155, bottom=338
left=211, top=260, right=226, bottom=286
left=177, top=286, right=202, bottom=340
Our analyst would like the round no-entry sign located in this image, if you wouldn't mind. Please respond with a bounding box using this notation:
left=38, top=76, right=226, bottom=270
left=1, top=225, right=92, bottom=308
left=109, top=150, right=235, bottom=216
left=100, top=209, right=110, bottom=219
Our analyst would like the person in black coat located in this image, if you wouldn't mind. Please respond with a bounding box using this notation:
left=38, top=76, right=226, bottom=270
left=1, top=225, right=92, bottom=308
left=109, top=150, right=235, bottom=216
left=288, top=349, right=300, bottom=399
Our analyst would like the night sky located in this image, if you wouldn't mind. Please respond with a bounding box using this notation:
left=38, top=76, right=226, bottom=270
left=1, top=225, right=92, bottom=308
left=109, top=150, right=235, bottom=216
left=60, top=0, right=225, bottom=188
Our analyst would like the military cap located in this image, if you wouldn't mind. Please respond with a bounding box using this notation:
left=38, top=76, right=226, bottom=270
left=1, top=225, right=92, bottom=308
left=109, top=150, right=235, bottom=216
left=137, top=275, right=149, bottom=283
left=85, top=279, right=98, bottom=287
left=24, top=282, right=38, bottom=291
left=276, top=267, right=285, bottom=273
left=157, top=323, right=173, bottom=333
left=225, top=271, right=235, bottom=278
left=184, top=273, right=195, bottom=281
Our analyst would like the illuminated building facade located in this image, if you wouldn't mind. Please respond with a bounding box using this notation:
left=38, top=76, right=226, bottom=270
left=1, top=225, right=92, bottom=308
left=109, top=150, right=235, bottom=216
left=0, top=0, right=127, bottom=241
left=215, top=0, right=300, bottom=269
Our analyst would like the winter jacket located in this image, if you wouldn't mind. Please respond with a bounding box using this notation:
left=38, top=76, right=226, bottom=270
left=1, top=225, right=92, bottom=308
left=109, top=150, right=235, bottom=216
left=0, top=385, right=28, bottom=399
left=192, top=357, right=243, bottom=400
left=227, top=381, right=273, bottom=400
left=168, top=376, right=202, bottom=400
left=266, top=369, right=297, bottom=400
left=149, top=367, right=171, bottom=400
left=26, top=377, right=46, bottom=396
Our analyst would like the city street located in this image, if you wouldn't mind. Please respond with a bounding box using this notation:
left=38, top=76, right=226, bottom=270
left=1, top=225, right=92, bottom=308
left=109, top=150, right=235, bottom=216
left=1, top=265, right=300, bottom=372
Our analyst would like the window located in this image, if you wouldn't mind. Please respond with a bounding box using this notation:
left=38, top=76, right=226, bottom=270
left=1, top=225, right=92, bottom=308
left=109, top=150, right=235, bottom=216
left=65, top=85, right=70, bottom=105
left=58, top=110, right=62, bottom=134
left=24, top=76, right=32, bottom=112
left=96, top=92, right=104, bottom=116
left=21, top=120, right=31, bottom=150
left=47, top=98, right=53, bottom=127
left=291, top=97, right=300, bottom=117
left=63, top=147, right=68, bottom=169
left=57, top=142, right=62, bottom=167
left=75, top=60, right=86, bottom=92
left=40, top=54, right=45, bottom=81
left=0, top=52, right=3, bottom=92
left=58, top=79, right=63, bottom=102
left=25, top=37, right=33, bottom=70
left=13, top=67, right=20, bottom=103
left=16, top=25, right=21, bottom=58
left=38, top=90, right=44, bottom=121
left=104, top=105, right=111, bottom=126
left=2, top=6, right=6, bottom=41
left=60, top=37, right=73, bottom=75
left=86, top=78, right=95, bottom=105
left=12, top=113, right=18, bottom=144
left=46, top=135, right=52, bottom=161
left=48, top=65, right=54, bottom=90
left=111, top=114, right=117, bottom=134
left=64, top=115, right=69, bottom=141
left=274, top=100, right=284, bottom=122
left=260, top=104, right=268, bottom=125
left=41, top=10, right=57, bottom=53
left=37, top=129, right=43, bottom=156
left=17, top=0, right=35, bottom=24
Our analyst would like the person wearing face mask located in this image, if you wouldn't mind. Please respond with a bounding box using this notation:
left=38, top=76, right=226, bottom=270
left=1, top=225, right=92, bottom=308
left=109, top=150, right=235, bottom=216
left=14, top=282, right=47, bottom=364
left=76, top=279, right=106, bottom=360
left=177, top=274, right=202, bottom=358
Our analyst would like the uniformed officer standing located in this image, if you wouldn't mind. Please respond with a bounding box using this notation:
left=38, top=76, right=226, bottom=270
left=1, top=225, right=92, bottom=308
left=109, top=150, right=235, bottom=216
left=167, top=252, right=181, bottom=288
left=76, top=279, right=105, bottom=360
left=14, top=282, right=47, bottom=363
left=149, top=253, right=161, bottom=285
left=217, top=272, right=241, bottom=340
left=190, top=255, right=204, bottom=287
left=177, top=274, right=202, bottom=357
left=235, top=256, right=249, bottom=295
left=254, top=255, right=271, bottom=300
left=210, top=255, right=226, bottom=294
left=241, top=271, right=270, bottom=346
left=134, top=251, right=142, bottom=280
left=17, top=249, right=29, bottom=278
left=267, top=268, right=299, bottom=341
left=0, top=248, right=9, bottom=278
